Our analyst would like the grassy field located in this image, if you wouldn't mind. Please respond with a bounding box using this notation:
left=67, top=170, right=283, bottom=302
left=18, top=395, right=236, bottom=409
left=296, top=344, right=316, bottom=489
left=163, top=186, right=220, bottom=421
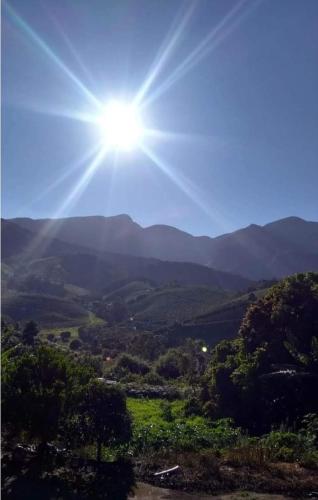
left=41, top=312, right=105, bottom=343
left=127, top=397, right=185, bottom=425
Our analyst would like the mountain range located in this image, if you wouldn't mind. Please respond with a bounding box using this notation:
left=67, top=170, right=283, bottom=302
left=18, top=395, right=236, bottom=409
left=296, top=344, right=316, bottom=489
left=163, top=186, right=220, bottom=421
left=2, top=215, right=317, bottom=328
left=7, top=214, right=318, bottom=280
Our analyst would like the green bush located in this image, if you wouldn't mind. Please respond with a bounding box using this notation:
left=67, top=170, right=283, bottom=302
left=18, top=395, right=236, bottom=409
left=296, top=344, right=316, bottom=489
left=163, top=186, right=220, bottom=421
left=70, top=338, right=82, bottom=351
left=130, top=416, right=242, bottom=454
left=261, top=431, right=305, bottom=462
left=115, top=354, right=150, bottom=376
left=184, top=397, right=203, bottom=417
left=143, top=370, right=165, bottom=386
left=155, top=349, right=189, bottom=379
left=60, top=331, right=71, bottom=342
left=160, top=401, right=174, bottom=422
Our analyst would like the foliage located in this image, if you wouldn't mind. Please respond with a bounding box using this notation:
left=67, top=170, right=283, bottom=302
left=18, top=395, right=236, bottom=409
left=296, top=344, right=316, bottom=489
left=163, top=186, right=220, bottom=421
left=70, top=338, right=82, bottom=350
left=143, top=370, right=165, bottom=385
left=128, top=332, right=167, bottom=361
left=127, top=398, right=241, bottom=454
left=60, top=331, right=71, bottom=342
left=73, top=380, right=132, bottom=462
left=114, top=353, right=150, bottom=377
left=204, top=273, right=318, bottom=432
left=22, top=320, right=39, bottom=346
left=1, top=319, right=21, bottom=351
left=2, top=345, right=95, bottom=442
left=155, top=340, right=209, bottom=381
left=239, top=272, right=318, bottom=371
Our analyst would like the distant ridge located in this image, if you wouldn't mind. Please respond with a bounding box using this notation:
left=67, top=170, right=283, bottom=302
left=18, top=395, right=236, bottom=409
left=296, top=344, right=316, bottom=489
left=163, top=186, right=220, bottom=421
left=1, top=219, right=251, bottom=292
left=8, top=214, right=318, bottom=280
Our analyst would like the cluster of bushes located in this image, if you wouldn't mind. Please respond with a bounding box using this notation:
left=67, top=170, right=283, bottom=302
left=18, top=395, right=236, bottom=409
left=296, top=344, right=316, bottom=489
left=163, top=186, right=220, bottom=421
left=107, top=339, right=209, bottom=385
left=127, top=398, right=318, bottom=467
left=202, top=273, right=318, bottom=433
left=2, top=343, right=132, bottom=463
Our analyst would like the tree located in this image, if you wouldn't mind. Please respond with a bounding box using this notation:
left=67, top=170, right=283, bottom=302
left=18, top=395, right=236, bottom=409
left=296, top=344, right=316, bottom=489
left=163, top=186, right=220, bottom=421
left=155, top=349, right=183, bottom=379
left=60, top=331, right=71, bottom=343
left=22, top=320, right=39, bottom=346
left=204, top=273, right=318, bottom=432
left=239, top=272, right=318, bottom=371
left=2, top=345, right=95, bottom=444
left=70, top=338, right=82, bottom=350
left=115, top=353, right=150, bottom=377
left=1, top=320, right=21, bottom=351
left=76, top=380, right=131, bottom=463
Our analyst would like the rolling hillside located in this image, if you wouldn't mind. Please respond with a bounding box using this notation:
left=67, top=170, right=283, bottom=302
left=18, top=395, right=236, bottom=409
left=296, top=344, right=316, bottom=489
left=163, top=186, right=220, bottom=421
left=167, top=287, right=269, bottom=346
left=2, top=220, right=251, bottom=292
left=1, top=220, right=252, bottom=327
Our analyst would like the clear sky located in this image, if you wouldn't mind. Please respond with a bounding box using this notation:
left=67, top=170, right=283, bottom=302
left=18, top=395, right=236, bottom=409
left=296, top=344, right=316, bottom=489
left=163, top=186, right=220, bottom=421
left=2, top=0, right=318, bottom=237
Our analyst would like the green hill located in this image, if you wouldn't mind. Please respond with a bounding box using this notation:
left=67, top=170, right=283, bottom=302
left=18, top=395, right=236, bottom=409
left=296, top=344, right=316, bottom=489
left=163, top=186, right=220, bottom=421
left=128, top=285, right=232, bottom=325
left=167, top=287, right=269, bottom=345
left=2, top=292, right=89, bottom=327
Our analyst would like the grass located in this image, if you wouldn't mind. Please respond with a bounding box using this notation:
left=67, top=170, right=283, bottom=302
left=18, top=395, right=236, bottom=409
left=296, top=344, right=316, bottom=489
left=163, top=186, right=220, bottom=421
left=41, top=313, right=105, bottom=345
left=127, top=397, right=185, bottom=424
left=126, top=397, right=242, bottom=454
left=41, top=325, right=79, bottom=339
left=87, top=312, right=105, bottom=326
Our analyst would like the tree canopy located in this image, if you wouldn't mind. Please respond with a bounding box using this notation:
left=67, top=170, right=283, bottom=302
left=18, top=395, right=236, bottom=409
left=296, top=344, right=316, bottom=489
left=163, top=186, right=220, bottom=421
left=74, top=379, right=132, bottom=462
left=204, top=273, right=318, bottom=432
left=2, top=345, right=95, bottom=443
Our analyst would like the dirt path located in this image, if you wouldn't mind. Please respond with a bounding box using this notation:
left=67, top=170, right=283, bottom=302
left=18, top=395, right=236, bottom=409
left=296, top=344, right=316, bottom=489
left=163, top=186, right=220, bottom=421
left=132, top=483, right=293, bottom=500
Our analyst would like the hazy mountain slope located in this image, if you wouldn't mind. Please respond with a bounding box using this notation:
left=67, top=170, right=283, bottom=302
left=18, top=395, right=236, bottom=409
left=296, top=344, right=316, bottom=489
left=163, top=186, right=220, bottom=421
left=2, top=220, right=251, bottom=292
left=207, top=218, right=318, bottom=279
left=11, top=215, right=318, bottom=280
left=1, top=219, right=90, bottom=261
left=264, top=216, right=318, bottom=251
left=11, top=215, right=212, bottom=264
left=2, top=292, right=89, bottom=326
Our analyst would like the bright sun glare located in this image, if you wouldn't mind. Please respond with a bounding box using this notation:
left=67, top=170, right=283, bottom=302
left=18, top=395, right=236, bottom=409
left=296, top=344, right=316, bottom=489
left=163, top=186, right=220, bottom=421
left=98, top=100, right=144, bottom=151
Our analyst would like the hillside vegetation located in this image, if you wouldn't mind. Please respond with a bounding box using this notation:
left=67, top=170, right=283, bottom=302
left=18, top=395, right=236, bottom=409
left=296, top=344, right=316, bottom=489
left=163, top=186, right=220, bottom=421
left=2, top=273, right=318, bottom=497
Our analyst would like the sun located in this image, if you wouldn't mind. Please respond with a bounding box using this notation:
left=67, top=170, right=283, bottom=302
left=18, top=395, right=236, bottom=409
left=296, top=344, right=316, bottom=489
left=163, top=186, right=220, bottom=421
left=98, top=100, right=144, bottom=151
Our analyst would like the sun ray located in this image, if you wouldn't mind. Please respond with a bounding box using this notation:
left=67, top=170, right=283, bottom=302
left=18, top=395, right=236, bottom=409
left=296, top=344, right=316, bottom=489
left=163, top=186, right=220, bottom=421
left=145, top=128, right=217, bottom=147
left=24, top=144, right=102, bottom=213
left=56, top=147, right=107, bottom=218
left=22, top=147, right=107, bottom=261
left=133, top=1, right=196, bottom=106
left=140, top=143, right=227, bottom=227
left=5, top=3, right=101, bottom=109
left=45, top=5, right=95, bottom=88
left=142, top=0, right=262, bottom=108
left=8, top=100, right=99, bottom=124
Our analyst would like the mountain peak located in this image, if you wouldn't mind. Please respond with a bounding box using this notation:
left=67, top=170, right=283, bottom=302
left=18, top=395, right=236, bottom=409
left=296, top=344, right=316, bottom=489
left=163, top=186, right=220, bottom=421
left=264, top=216, right=306, bottom=228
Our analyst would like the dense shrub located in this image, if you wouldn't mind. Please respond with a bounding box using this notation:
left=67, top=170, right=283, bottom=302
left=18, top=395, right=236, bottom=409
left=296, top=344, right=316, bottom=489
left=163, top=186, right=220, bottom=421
left=155, top=349, right=188, bottom=379
left=204, top=273, right=318, bottom=432
left=2, top=345, right=95, bottom=442
left=143, top=370, right=165, bottom=386
left=115, top=354, right=150, bottom=376
left=60, top=331, right=71, bottom=342
left=70, top=339, right=82, bottom=351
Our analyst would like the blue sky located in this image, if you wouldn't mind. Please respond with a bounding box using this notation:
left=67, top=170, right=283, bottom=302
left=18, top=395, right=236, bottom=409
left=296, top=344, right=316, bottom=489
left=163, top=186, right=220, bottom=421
left=2, top=0, right=318, bottom=236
